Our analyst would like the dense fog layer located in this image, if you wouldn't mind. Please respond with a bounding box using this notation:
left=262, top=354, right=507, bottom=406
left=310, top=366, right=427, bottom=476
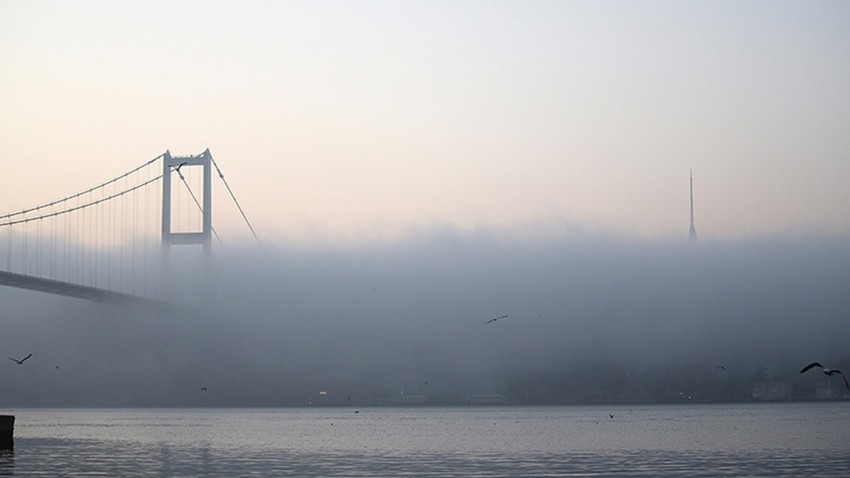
left=2, top=228, right=848, bottom=407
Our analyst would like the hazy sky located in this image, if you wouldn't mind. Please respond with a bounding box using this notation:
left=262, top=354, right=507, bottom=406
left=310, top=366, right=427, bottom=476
left=2, top=1, right=849, bottom=243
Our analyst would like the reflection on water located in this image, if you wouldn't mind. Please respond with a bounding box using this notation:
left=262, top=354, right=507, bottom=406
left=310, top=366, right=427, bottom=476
left=0, top=450, right=13, bottom=477
left=6, top=404, right=850, bottom=476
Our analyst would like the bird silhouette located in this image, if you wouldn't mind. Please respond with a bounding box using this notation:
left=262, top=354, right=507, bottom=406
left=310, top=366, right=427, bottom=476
left=9, top=353, right=32, bottom=365
left=800, top=362, right=850, bottom=390
left=486, top=314, right=509, bottom=324
left=172, top=161, right=188, bottom=172
left=716, top=365, right=726, bottom=372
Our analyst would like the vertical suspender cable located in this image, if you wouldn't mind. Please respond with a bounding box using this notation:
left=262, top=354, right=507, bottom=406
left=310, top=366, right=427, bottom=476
left=144, top=163, right=149, bottom=294
left=51, top=204, right=56, bottom=279
left=36, top=218, right=42, bottom=277
left=6, top=222, right=10, bottom=271
left=22, top=220, right=27, bottom=274
left=94, top=191, right=99, bottom=288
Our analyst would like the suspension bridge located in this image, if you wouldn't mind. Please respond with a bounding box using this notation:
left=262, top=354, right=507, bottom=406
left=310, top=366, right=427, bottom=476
left=0, top=149, right=256, bottom=305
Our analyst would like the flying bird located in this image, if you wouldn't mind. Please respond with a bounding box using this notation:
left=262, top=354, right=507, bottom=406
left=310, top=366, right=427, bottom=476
left=486, top=314, right=509, bottom=324
left=800, top=362, right=850, bottom=390
left=716, top=365, right=726, bottom=372
left=172, top=161, right=188, bottom=172
left=9, top=353, right=32, bottom=365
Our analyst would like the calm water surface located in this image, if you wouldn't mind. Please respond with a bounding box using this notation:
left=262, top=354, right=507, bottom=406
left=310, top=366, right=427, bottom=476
left=2, top=403, right=849, bottom=476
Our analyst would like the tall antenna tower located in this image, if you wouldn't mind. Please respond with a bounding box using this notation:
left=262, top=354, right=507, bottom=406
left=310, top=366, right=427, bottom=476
left=688, top=169, right=697, bottom=241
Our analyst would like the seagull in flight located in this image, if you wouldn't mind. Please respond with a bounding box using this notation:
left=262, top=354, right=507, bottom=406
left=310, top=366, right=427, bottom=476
left=486, top=314, right=509, bottom=324
left=172, top=161, right=188, bottom=172
left=800, top=362, right=850, bottom=390
left=9, top=353, right=32, bottom=365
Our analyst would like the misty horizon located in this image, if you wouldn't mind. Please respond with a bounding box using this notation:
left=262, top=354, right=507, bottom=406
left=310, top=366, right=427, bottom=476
left=2, top=226, right=848, bottom=407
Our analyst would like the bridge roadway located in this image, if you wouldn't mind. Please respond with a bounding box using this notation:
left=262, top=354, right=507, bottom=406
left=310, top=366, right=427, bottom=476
left=0, top=270, right=161, bottom=306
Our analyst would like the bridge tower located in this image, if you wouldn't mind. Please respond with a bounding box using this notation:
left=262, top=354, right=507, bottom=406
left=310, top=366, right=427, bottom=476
left=161, top=149, right=212, bottom=258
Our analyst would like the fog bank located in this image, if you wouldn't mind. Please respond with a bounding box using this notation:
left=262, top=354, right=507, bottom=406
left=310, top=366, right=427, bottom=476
left=2, top=228, right=848, bottom=406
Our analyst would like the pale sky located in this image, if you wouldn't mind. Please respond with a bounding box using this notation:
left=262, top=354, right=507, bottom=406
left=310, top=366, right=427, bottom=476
left=2, top=0, right=849, bottom=244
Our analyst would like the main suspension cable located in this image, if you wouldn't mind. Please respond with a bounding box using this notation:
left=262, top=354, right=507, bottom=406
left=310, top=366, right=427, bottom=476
left=0, top=175, right=163, bottom=227
left=0, top=153, right=164, bottom=220
left=209, top=154, right=259, bottom=242
left=175, top=169, right=223, bottom=245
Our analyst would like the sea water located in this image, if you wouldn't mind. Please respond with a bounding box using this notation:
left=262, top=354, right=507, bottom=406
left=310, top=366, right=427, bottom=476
left=2, top=403, right=849, bottom=476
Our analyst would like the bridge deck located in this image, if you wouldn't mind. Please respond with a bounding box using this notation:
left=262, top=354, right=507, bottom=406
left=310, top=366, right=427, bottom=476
left=0, top=270, right=160, bottom=306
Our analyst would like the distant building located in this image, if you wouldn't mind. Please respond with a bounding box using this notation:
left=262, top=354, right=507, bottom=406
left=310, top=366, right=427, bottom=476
left=462, top=393, right=507, bottom=405
left=389, top=394, right=428, bottom=405
left=752, top=380, right=792, bottom=400
left=816, top=380, right=848, bottom=400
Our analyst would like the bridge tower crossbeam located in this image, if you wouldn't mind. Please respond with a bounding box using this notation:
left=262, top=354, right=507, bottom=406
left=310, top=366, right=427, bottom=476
left=161, top=149, right=212, bottom=258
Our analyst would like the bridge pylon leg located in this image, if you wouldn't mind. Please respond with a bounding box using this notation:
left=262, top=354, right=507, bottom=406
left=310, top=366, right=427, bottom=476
left=161, top=149, right=213, bottom=301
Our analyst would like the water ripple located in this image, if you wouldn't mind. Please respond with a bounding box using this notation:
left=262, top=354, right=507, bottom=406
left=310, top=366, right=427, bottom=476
left=7, top=405, right=850, bottom=476
left=7, top=438, right=850, bottom=477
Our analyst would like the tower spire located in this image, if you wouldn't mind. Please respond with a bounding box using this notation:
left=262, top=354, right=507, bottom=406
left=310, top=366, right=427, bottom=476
left=688, top=169, right=697, bottom=241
